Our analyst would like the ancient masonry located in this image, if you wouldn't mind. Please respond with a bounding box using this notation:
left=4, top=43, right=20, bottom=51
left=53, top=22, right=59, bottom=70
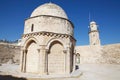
left=19, top=2, right=120, bottom=75
left=0, top=2, right=119, bottom=76
left=20, top=3, right=76, bottom=75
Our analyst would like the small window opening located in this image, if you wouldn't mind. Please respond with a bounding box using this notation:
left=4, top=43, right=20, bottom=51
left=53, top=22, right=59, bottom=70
left=76, top=53, right=80, bottom=64
left=31, top=24, right=34, bottom=32
left=93, top=43, right=96, bottom=45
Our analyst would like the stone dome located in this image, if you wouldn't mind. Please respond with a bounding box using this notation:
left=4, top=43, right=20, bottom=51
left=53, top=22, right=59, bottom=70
left=90, top=21, right=96, bottom=25
left=30, top=3, right=68, bottom=19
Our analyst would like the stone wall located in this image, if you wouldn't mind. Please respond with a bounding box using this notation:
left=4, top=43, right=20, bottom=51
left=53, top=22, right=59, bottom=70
left=101, top=44, right=120, bottom=64
left=75, top=45, right=102, bottom=64
left=75, top=43, right=120, bottom=65
left=24, top=16, right=73, bottom=36
left=0, top=42, right=120, bottom=66
left=0, top=42, right=20, bottom=64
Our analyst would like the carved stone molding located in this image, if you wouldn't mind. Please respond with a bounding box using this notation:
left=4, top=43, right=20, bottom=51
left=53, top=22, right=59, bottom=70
left=63, top=50, right=67, bottom=53
left=22, top=31, right=74, bottom=39
left=46, top=49, right=50, bottom=53
left=89, top=30, right=99, bottom=34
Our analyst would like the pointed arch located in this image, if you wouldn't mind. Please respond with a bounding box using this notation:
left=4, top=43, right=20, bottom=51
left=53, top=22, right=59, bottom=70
left=76, top=53, right=80, bottom=64
left=22, top=37, right=39, bottom=73
left=46, top=38, right=66, bottom=50
left=47, top=40, right=65, bottom=74
left=23, top=37, right=39, bottom=49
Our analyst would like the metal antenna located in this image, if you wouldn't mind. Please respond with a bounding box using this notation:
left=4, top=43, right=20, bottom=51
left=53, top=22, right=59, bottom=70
left=88, top=12, right=91, bottom=28
left=88, top=12, right=91, bottom=23
left=49, top=0, right=52, bottom=3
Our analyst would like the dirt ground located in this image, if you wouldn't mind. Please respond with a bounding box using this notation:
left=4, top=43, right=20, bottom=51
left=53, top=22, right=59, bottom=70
left=0, top=64, right=120, bottom=80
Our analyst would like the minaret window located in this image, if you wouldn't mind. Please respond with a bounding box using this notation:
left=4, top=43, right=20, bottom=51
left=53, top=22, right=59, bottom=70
left=93, top=34, right=95, bottom=37
left=31, top=24, right=34, bottom=32
left=76, top=53, right=80, bottom=64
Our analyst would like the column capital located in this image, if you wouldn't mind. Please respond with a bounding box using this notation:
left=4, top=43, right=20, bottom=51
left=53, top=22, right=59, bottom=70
left=63, top=49, right=67, bottom=53
left=46, top=49, right=50, bottom=53
left=39, top=45, right=46, bottom=49
left=37, top=48, right=49, bottom=54
left=37, top=49, right=40, bottom=53
left=23, top=49, right=28, bottom=53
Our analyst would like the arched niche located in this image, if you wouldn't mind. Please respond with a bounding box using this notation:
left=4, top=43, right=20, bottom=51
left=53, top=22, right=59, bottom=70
left=76, top=53, right=80, bottom=64
left=23, top=38, right=39, bottom=73
left=23, top=37, right=39, bottom=49
left=47, top=41, right=65, bottom=74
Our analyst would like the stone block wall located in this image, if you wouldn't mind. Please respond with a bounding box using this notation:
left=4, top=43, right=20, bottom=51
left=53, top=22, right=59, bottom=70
left=0, top=42, right=20, bottom=64
left=75, top=43, right=120, bottom=65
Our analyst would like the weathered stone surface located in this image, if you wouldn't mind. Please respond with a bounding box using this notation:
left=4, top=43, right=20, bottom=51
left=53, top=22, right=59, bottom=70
left=0, top=2, right=120, bottom=78
left=0, top=42, right=20, bottom=64
left=75, top=43, right=120, bottom=66
left=30, top=3, right=68, bottom=19
left=20, top=2, right=75, bottom=75
left=101, top=44, right=120, bottom=64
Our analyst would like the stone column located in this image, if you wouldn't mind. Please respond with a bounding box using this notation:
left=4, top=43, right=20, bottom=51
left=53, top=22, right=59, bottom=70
left=73, top=53, right=76, bottom=71
left=66, top=47, right=71, bottom=74
left=39, top=46, right=48, bottom=75
left=63, top=49, right=67, bottom=73
left=22, top=49, right=27, bottom=73
left=20, top=49, right=24, bottom=72
left=45, top=49, right=49, bottom=74
left=37, top=48, right=41, bottom=74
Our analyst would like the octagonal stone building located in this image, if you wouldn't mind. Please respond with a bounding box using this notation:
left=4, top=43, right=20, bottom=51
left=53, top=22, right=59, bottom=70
left=20, top=3, right=76, bottom=75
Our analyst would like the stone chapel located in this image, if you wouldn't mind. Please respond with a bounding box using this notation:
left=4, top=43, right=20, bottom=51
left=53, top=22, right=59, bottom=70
left=20, top=3, right=76, bottom=75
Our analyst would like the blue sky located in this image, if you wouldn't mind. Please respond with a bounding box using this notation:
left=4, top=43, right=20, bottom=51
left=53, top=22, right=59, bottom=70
left=0, top=0, right=120, bottom=45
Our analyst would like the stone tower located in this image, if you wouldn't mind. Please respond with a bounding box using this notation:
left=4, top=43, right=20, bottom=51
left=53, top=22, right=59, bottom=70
left=20, top=3, right=76, bottom=75
left=89, top=21, right=101, bottom=46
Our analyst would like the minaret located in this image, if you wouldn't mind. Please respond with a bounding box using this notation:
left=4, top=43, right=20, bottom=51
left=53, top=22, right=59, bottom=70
left=89, top=21, right=101, bottom=46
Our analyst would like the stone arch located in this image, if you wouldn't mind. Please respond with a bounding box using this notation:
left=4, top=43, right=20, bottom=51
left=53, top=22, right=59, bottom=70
left=23, top=37, right=39, bottom=49
left=76, top=53, right=80, bottom=64
left=46, top=38, right=66, bottom=50
left=75, top=53, right=80, bottom=70
left=47, top=40, right=66, bottom=74
left=23, top=37, right=39, bottom=73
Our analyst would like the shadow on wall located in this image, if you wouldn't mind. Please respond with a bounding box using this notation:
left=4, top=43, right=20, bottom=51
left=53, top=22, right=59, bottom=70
left=0, top=75, right=26, bottom=80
